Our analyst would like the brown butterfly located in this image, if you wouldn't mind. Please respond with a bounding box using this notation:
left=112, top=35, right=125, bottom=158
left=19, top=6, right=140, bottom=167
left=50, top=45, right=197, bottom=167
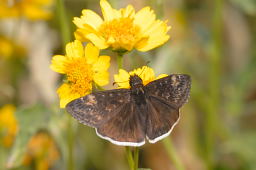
left=66, top=74, right=191, bottom=146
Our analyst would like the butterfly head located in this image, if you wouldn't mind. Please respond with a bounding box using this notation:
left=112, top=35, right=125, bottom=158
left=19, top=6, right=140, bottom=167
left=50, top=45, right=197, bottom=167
left=129, top=74, right=143, bottom=89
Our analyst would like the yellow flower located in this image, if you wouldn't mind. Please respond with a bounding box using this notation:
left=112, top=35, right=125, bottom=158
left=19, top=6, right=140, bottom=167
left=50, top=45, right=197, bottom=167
left=73, top=0, right=170, bottom=52
left=50, top=40, right=110, bottom=108
left=0, top=104, right=18, bottom=147
left=0, top=37, right=13, bottom=58
left=23, top=132, right=59, bottom=170
left=114, top=66, right=168, bottom=89
left=0, top=36, right=25, bottom=59
left=0, top=0, right=54, bottom=20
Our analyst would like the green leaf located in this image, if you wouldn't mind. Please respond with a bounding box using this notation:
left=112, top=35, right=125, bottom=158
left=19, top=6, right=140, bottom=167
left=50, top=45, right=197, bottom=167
left=6, top=104, right=51, bottom=168
left=48, top=109, right=75, bottom=168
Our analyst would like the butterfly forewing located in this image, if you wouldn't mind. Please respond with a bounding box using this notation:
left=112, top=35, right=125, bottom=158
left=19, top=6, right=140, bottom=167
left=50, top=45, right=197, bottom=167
left=145, top=74, right=191, bottom=108
left=66, top=88, right=147, bottom=146
left=66, top=89, right=131, bottom=128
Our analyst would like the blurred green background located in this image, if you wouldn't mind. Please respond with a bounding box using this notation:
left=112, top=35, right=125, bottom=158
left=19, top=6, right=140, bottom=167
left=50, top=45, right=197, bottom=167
left=0, top=0, right=256, bottom=170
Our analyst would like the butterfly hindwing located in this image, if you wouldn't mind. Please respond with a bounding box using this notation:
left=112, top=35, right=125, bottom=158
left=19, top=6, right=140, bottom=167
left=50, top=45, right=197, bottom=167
left=96, top=102, right=146, bottom=146
left=146, top=96, right=179, bottom=143
left=66, top=89, right=130, bottom=128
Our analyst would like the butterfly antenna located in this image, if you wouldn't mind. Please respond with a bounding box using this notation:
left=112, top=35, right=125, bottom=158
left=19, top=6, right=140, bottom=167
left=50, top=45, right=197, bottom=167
left=113, top=80, right=129, bottom=86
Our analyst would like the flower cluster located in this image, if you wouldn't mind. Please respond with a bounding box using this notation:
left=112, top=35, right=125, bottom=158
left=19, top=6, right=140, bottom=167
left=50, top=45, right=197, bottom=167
left=23, top=132, right=60, bottom=170
left=0, top=104, right=18, bottom=147
left=74, top=0, right=170, bottom=52
left=51, top=0, right=170, bottom=107
left=0, top=36, right=25, bottom=59
left=50, top=40, right=110, bottom=108
left=0, top=0, right=54, bottom=20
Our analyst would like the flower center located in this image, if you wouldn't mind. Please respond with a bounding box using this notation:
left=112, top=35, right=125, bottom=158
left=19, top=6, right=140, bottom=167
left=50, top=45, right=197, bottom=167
left=65, top=58, right=93, bottom=95
left=99, top=17, right=140, bottom=51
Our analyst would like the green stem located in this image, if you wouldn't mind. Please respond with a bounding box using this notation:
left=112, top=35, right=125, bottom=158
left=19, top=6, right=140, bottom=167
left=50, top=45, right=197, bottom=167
left=57, top=0, right=71, bottom=47
left=57, top=0, right=73, bottom=168
left=134, top=147, right=139, bottom=170
left=67, top=116, right=74, bottom=170
left=117, top=53, right=124, bottom=70
left=205, top=0, right=223, bottom=168
left=126, top=147, right=135, bottom=170
left=163, top=138, right=185, bottom=170
left=125, top=147, right=140, bottom=170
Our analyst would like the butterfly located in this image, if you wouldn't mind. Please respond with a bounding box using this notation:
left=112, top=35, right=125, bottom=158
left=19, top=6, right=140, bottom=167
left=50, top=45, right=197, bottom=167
left=66, top=74, right=191, bottom=146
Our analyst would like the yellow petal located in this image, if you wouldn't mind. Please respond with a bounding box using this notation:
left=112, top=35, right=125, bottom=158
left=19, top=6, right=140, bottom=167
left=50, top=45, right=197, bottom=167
left=85, top=43, right=99, bottom=65
left=50, top=55, right=67, bottom=74
left=74, top=29, right=90, bottom=42
left=73, top=17, right=86, bottom=29
left=143, top=20, right=171, bottom=37
left=137, top=35, right=170, bottom=52
left=81, top=9, right=103, bottom=29
left=134, top=7, right=170, bottom=51
left=134, top=7, right=156, bottom=33
left=141, top=66, right=155, bottom=82
left=129, top=66, right=155, bottom=85
left=129, top=67, right=142, bottom=76
left=93, top=71, right=109, bottom=86
left=100, top=0, right=118, bottom=21
left=74, top=10, right=103, bottom=29
left=92, top=55, right=110, bottom=72
left=73, top=24, right=99, bottom=42
left=136, top=21, right=170, bottom=51
left=73, top=18, right=98, bottom=34
left=115, top=69, right=130, bottom=81
left=114, top=69, right=130, bottom=88
left=120, top=5, right=135, bottom=18
left=57, top=84, right=80, bottom=108
left=137, top=36, right=169, bottom=51
left=86, top=33, right=108, bottom=49
left=134, top=36, right=149, bottom=50
left=156, top=74, right=168, bottom=80
left=66, top=40, right=84, bottom=58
